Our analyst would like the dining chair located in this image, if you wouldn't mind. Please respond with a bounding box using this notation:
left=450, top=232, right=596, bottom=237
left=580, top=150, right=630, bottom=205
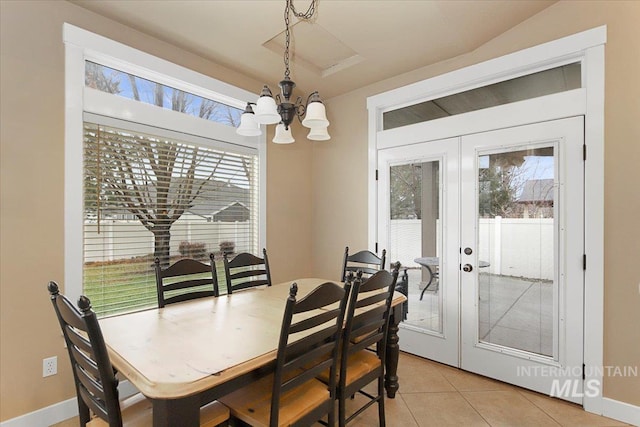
left=341, top=246, right=386, bottom=282
left=321, top=264, right=400, bottom=427
left=219, top=281, right=350, bottom=427
left=222, top=249, right=272, bottom=295
left=47, top=281, right=229, bottom=427
left=154, top=254, right=220, bottom=308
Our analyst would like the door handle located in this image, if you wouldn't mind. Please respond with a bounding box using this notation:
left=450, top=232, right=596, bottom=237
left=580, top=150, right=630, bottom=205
left=462, top=264, right=473, bottom=272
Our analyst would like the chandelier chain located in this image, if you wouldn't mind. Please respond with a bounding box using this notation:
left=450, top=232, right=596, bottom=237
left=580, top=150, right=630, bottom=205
left=283, top=0, right=317, bottom=79
left=289, top=0, right=316, bottom=19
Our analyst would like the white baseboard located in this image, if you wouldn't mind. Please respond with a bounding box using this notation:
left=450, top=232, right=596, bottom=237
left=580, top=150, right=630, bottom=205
left=602, top=397, right=640, bottom=426
left=0, top=381, right=139, bottom=427
left=0, top=397, right=77, bottom=427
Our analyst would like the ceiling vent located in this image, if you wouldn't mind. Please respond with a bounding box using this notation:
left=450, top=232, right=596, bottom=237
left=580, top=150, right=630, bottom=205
left=263, top=21, right=363, bottom=78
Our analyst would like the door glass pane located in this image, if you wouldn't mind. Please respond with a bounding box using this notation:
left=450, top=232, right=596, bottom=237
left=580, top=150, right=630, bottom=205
left=477, top=146, right=555, bottom=356
left=389, top=160, right=442, bottom=334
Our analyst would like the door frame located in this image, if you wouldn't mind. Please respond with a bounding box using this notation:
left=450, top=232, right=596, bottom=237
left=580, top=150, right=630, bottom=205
left=367, top=26, right=605, bottom=413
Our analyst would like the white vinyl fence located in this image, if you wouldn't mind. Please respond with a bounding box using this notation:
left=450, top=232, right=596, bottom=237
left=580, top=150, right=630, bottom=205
left=84, top=217, right=253, bottom=262
left=389, top=217, right=554, bottom=281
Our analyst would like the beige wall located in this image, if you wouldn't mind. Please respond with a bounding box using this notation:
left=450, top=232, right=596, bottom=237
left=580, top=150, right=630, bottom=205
left=1, top=0, right=638, bottom=422
left=312, top=0, right=640, bottom=407
left=0, top=0, right=312, bottom=420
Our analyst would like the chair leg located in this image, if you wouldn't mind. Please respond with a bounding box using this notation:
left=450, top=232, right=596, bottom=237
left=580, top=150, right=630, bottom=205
left=328, top=401, right=335, bottom=427
left=77, top=399, right=91, bottom=426
left=338, top=388, right=347, bottom=427
left=378, top=377, right=386, bottom=427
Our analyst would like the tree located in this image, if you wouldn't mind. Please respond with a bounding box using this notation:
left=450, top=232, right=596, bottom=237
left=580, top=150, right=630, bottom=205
left=390, top=163, right=423, bottom=219
left=93, top=130, right=223, bottom=266
left=85, top=64, right=244, bottom=266
left=478, top=164, right=517, bottom=218
left=478, top=150, right=548, bottom=218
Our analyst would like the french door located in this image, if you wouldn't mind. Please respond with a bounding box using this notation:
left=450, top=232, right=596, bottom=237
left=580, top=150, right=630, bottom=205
left=378, top=117, right=584, bottom=402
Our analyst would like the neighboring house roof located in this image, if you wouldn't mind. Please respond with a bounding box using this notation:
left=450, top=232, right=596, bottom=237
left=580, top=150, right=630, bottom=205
left=518, top=179, right=554, bottom=203
left=184, top=179, right=250, bottom=218
left=94, top=178, right=251, bottom=222
left=211, top=201, right=250, bottom=222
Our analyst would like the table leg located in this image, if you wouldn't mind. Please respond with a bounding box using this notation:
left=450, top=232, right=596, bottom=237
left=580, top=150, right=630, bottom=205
left=384, top=304, right=401, bottom=398
left=152, top=394, right=200, bottom=427
left=419, top=265, right=435, bottom=301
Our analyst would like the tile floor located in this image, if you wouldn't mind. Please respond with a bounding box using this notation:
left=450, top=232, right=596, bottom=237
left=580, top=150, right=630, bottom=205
left=51, top=352, right=629, bottom=427
left=344, top=352, right=630, bottom=427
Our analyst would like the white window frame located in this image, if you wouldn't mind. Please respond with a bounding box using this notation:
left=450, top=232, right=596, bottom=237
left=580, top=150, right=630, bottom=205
left=63, top=23, right=266, bottom=306
left=367, top=26, right=605, bottom=415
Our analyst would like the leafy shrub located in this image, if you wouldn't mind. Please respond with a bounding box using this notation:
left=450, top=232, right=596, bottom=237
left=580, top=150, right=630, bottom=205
left=178, top=241, right=207, bottom=260
left=219, top=240, right=235, bottom=255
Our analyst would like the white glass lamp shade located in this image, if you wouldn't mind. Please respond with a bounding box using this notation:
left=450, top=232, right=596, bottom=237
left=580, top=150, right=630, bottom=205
left=272, top=123, right=295, bottom=144
left=301, top=101, right=329, bottom=128
left=236, top=111, right=262, bottom=137
left=254, top=95, right=281, bottom=125
left=307, top=126, right=330, bottom=141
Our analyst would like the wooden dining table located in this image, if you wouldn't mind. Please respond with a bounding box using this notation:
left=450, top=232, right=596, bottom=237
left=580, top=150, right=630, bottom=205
left=100, top=278, right=407, bottom=427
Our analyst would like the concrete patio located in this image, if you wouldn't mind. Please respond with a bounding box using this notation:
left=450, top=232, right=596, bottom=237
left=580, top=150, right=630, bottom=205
left=401, top=268, right=554, bottom=356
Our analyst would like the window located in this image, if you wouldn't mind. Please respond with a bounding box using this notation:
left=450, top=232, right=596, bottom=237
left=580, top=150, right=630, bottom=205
left=86, top=62, right=243, bottom=127
left=383, top=62, right=581, bottom=130
left=84, top=121, right=258, bottom=316
left=64, top=24, right=265, bottom=316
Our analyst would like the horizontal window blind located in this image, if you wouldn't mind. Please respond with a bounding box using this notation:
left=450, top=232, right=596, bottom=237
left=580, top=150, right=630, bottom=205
left=83, top=122, right=259, bottom=316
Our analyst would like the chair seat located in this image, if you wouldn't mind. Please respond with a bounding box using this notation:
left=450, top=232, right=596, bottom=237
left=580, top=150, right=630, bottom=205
left=219, top=373, right=330, bottom=427
left=317, top=350, right=381, bottom=385
left=87, top=393, right=229, bottom=427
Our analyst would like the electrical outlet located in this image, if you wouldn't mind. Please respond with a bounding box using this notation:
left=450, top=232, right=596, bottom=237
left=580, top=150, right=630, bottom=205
left=43, top=356, right=57, bottom=377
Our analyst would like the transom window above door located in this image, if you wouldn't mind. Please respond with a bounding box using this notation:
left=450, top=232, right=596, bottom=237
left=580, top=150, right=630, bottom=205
left=383, top=62, right=581, bottom=130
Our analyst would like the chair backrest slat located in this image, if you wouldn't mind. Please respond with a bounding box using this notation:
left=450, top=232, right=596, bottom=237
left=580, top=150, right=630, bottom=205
left=289, top=308, right=341, bottom=334
left=354, top=292, right=388, bottom=308
left=69, top=343, right=100, bottom=380
left=281, top=351, right=333, bottom=393
left=350, top=331, right=385, bottom=354
left=161, top=258, right=213, bottom=278
left=223, top=249, right=272, bottom=295
left=65, top=325, right=93, bottom=356
left=79, top=387, right=109, bottom=421
left=226, top=252, right=265, bottom=268
left=75, top=361, right=108, bottom=401
left=228, top=269, right=268, bottom=280
left=161, top=278, right=217, bottom=293
left=154, top=254, right=219, bottom=307
left=283, top=341, right=336, bottom=375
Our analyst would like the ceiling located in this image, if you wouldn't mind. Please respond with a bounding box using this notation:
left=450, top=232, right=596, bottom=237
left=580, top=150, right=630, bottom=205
left=69, top=0, right=556, bottom=100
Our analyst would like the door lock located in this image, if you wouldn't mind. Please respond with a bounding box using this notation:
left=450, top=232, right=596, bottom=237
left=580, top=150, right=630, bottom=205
left=464, top=247, right=473, bottom=255
left=462, top=264, right=473, bottom=272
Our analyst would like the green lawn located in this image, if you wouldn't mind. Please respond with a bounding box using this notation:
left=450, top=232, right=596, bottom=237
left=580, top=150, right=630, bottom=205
left=84, top=259, right=228, bottom=317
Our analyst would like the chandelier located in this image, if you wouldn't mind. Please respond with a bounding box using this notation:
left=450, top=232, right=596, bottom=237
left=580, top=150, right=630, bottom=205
left=236, top=0, right=330, bottom=143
